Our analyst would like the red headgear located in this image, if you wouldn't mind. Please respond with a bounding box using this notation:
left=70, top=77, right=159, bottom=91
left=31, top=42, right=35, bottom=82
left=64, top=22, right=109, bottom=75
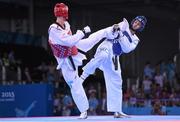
left=54, top=3, right=68, bottom=19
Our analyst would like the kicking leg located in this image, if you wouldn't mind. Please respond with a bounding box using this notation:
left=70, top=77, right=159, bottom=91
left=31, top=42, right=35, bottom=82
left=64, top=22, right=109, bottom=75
left=76, top=26, right=119, bottom=52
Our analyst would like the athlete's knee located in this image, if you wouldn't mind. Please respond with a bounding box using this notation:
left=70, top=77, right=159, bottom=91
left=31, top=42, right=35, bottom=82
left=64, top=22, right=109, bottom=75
left=95, top=51, right=109, bottom=63
left=67, top=80, right=73, bottom=89
left=67, top=80, right=82, bottom=92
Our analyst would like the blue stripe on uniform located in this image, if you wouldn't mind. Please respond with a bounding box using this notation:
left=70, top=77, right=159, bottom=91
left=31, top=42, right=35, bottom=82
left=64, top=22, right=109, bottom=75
left=122, top=31, right=132, bottom=43
left=67, top=81, right=73, bottom=89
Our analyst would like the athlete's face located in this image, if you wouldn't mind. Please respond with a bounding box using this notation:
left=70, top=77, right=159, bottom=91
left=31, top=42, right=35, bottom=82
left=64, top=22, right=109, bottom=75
left=132, top=20, right=142, bottom=30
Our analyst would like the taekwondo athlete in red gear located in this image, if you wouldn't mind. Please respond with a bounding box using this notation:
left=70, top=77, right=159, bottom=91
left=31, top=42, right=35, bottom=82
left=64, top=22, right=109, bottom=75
left=48, top=3, right=91, bottom=119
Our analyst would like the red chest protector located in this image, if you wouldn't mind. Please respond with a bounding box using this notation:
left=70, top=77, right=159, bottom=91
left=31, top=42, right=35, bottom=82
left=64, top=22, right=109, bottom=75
left=49, top=41, right=78, bottom=58
left=49, top=26, right=78, bottom=58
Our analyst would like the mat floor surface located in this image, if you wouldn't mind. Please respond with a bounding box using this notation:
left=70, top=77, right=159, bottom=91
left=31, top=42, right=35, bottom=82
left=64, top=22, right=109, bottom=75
left=0, top=115, right=180, bottom=122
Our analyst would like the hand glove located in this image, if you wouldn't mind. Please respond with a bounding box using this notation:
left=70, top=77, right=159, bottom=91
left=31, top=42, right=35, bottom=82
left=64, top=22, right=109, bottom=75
left=113, top=24, right=120, bottom=33
left=82, top=26, right=91, bottom=34
left=106, top=26, right=119, bottom=40
left=119, top=18, right=129, bottom=32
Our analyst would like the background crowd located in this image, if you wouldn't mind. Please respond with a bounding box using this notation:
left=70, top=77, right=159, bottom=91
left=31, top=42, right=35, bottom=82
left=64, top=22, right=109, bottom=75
left=0, top=49, right=179, bottom=116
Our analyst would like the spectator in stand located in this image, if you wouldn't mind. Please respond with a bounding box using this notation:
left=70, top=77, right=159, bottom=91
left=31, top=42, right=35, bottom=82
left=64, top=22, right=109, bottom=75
left=99, top=91, right=108, bottom=115
left=154, top=70, right=164, bottom=88
left=161, top=101, right=167, bottom=115
left=143, top=62, right=155, bottom=80
left=1, top=64, right=6, bottom=85
left=155, top=84, right=162, bottom=98
left=136, top=88, right=145, bottom=107
left=123, top=89, right=131, bottom=108
left=169, top=88, right=178, bottom=107
left=159, top=60, right=167, bottom=78
left=152, top=100, right=164, bottom=115
left=62, top=93, right=74, bottom=116
left=17, top=62, right=22, bottom=83
left=23, top=67, right=32, bottom=84
left=8, top=50, right=16, bottom=66
left=53, top=92, right=62, bottom=116
left=2, top=52, right=10, bottom=67
left=37, top=61, right=48, bottom=81
left=88, top=89, right=99, bottom=115
left=47, top=61, right=56, bottom=83
left=166, top=59, right=176, bottom=88
left=142, top=76, right=152, bottom=97
left=129, top=93, right=137, bottom=107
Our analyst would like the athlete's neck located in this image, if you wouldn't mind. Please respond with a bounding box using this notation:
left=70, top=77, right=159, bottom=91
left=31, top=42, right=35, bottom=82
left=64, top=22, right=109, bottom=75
left=130, top=29, right=135, bottom=35
left=56, top=17, right=65, bottom=28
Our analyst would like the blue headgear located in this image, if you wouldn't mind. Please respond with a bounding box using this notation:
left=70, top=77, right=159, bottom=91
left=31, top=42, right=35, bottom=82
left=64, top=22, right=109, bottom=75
left=131, top=16, right=147, bottom=32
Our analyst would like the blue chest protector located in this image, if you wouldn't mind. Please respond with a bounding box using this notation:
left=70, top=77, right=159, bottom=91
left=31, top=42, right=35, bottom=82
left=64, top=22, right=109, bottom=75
left=107, top=34, right=123, bottom=56
left=107, top=31, right=133, bottom=56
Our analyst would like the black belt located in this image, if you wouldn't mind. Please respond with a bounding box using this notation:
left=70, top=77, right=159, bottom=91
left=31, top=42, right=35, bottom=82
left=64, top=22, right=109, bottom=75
left=68, top=49, right=86, bottom=71
left=68, top=56, right=76, bottom=71
left=112, top=55, right=118, bottom=70
left=78, top=49, right=86, bottom=55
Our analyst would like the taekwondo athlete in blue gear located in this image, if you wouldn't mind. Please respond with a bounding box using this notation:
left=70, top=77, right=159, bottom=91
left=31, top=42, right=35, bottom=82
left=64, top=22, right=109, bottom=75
left=79, top=16, right=147, bottom=118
